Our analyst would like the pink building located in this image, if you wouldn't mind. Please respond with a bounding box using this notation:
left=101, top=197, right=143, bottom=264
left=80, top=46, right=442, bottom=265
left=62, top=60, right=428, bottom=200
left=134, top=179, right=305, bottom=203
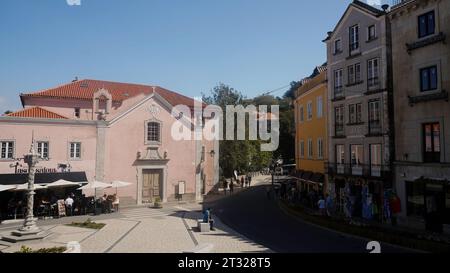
left=0, top=79, right=219, bottom=205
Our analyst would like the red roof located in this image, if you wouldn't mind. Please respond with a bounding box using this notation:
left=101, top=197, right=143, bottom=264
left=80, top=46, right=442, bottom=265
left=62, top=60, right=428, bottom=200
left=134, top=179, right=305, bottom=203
left=20, top=79, right=202, bottom=108
left=7, top=107, right=69, bottom=119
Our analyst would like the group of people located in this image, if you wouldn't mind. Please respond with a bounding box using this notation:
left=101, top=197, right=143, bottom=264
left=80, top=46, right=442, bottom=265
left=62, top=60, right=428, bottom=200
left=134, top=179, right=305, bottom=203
left=0, top=191, right=121, bottom=222
left=222, top=174, right=253, bottom=195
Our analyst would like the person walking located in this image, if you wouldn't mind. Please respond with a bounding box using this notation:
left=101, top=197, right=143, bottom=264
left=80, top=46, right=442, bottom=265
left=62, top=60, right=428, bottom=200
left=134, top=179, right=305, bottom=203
left=65, top=195, right=74, bottom=216
left=222, top=179, right=228, bottom=195
left=326, top=194, right=333, bottom=217
left=229, top=179, right=234, bottom=194
left=241, top=176, right=245, bottom=188
left=318, top=196, right=326, bottom=216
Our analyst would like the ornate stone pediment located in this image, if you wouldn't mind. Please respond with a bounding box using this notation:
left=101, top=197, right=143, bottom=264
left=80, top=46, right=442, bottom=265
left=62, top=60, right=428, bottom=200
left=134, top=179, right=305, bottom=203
left=136, top=147, right=169, bottom=165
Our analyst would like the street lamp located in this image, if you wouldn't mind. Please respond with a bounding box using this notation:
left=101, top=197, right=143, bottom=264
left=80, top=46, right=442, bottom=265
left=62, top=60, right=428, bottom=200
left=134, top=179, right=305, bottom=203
left=2, top=137, right=48, bottom=242
left=18, top=140, right=41, bottom=234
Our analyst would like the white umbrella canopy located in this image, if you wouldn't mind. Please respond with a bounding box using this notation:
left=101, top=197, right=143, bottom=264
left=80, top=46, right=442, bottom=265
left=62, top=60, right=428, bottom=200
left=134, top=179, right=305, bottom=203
left=14, top=183, right=48, bottom=191
left=110, top=181, right=132, bottom=188
left=78, top=180, right=112, bottom=190
left=110, top=180, right=132, bottom=195
left=46, top=179, right=82, bottom=188
left=0, top=185, right=17, bottom=192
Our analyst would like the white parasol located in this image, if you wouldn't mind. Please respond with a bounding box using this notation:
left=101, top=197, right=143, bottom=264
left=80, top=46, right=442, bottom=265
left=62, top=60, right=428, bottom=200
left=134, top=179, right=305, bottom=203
left=0, top=185, right=17, bottom=192
left=46, top=179, right=82, bottom=188
left=13, top=183, right=48, bottom=191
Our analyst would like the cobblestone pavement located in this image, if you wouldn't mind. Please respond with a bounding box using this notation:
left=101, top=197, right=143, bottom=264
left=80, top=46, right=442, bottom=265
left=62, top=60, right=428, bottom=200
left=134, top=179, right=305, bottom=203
left=0, top=192, right=270, bottom=253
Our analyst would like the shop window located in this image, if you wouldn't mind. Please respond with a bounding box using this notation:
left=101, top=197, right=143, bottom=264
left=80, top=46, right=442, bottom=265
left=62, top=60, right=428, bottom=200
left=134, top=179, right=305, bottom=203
left=350, top=144, right=363, bottom=175
left=406, top=180, right=425, bottom=217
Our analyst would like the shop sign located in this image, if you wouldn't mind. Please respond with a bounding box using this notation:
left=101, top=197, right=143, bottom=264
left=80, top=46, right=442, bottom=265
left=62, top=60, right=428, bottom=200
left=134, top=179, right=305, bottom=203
left=16, top=167, right=58, bottom=174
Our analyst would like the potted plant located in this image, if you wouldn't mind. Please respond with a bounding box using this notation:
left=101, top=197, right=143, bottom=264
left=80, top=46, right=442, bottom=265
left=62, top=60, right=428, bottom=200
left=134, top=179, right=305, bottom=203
left=154, top=197, right=162, bottom=208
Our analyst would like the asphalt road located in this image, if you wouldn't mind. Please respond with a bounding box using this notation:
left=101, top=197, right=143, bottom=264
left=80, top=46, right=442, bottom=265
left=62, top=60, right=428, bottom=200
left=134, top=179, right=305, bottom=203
left=207, top=182, right=412, bottom=253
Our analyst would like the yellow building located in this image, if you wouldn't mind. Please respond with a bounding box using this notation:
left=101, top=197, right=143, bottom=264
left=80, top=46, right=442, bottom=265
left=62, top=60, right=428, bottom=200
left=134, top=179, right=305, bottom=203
left=294, top=64, right=328, bottom=193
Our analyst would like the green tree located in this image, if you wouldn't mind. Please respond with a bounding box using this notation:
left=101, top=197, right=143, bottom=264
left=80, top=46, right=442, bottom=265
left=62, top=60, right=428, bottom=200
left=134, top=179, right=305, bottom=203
left=203, top=84, right=273, bottom=177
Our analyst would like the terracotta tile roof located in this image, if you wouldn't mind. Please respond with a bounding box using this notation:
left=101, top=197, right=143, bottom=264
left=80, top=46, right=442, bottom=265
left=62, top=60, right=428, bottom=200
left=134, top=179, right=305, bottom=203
left=20, top=79, right=203, bottom=108
left=6, top=107, right=69, bottom=119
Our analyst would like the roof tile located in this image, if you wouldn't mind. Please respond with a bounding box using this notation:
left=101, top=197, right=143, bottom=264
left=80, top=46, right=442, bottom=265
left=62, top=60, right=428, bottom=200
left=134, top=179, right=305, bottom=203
left=7, top=107, right=69, bottom=119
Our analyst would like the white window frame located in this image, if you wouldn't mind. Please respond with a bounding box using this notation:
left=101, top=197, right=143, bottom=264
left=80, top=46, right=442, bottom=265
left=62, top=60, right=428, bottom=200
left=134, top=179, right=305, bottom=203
left=336, top=145, right=345, bottom=164
left=317, top=96, right=323, bottom=118
left=334, top=38, right=342, bottom=54
left=145, top=119, right=162, bottom=145
left=37, top=141, right=49, bottom=159
left=300, top=140, right=305, bottom=158
left=307, top=138, right=313, bottom=159
left=307, top=101, right=313, bottom=121
left=299, top=105, right=304, bottom=123
left=350, top=24, right=360, bottom=52
left=317, top=138, right=324, bottom=159
left=368, top=58, right=379, bottom=87
left=0, top=141, right=15, bottom=160
left=367, top=25, right=377, bottom=41
left=70, top=142, right=81, bottom=160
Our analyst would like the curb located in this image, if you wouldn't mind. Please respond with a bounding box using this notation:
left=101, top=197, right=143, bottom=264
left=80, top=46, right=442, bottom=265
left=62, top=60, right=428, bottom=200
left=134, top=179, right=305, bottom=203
left=277, top=201, right=426, bottom=253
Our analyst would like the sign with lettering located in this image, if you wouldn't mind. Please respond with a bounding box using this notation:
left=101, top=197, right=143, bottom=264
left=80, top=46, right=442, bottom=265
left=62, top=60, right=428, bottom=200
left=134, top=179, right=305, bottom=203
left=57, top=200, right=66, bottom=217
left=16, top=167, right=58, bottom=174
left=178, top=181, right=186, bottom=195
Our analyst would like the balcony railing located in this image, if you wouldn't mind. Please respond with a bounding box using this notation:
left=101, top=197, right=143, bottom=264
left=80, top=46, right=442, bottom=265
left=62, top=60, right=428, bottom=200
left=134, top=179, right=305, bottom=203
left=368, top=120, right=382, bottom=135
left=326, top=162, right=390, bottom=179
left=335, top=123, right=345, bottom=137
left=334, top=86, right=343, bottom=98
left=368, top=77, right=379, bottom=89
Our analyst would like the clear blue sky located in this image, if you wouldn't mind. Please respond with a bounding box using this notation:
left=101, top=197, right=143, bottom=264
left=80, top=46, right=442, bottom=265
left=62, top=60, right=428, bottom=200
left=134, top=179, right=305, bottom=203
left=0, top=0, right=361, bottom=113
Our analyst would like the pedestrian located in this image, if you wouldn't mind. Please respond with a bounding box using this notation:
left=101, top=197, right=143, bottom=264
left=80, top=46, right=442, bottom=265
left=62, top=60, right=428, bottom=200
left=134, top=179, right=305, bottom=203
left=204, top=208, right=215, bottom=231
left=241, top=176, right=245, bottom=188
left=229, top=179, right=234, bottom=194
left=248, top=175, right=252, bottom=187
left=65, top=195, right=74, bottom=216
left=222, top=179, right=228, bottom=195
left=326, top=194, right=333, bottom=217
left=318, top=196, right=326, bottom=216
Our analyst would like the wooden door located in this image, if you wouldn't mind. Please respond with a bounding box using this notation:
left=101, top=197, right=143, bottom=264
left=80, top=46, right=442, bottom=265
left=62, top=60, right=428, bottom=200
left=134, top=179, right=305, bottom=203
left=142, top=169, right=162, bottom=203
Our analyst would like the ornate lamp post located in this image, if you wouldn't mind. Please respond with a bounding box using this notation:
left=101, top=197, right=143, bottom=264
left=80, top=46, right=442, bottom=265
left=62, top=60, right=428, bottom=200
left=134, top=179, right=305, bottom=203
left=17, top=140, right=41, bottom=234
left=2, top=138, right=47, bottom=242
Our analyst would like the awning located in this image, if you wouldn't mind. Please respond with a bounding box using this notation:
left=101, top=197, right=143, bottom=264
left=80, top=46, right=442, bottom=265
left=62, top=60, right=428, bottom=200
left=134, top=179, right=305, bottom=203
left=293, top=172, right=324, bottom=185
left=0, top=172, right=88, bottom=186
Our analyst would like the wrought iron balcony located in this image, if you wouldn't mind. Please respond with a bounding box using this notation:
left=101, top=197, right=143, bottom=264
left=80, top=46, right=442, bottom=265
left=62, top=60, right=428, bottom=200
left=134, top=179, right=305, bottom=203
left=368, top=120, right=382, bottom=135
left=325, top=162, right=391, bottom=179
left=335, top=123, right=345, bottom=137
